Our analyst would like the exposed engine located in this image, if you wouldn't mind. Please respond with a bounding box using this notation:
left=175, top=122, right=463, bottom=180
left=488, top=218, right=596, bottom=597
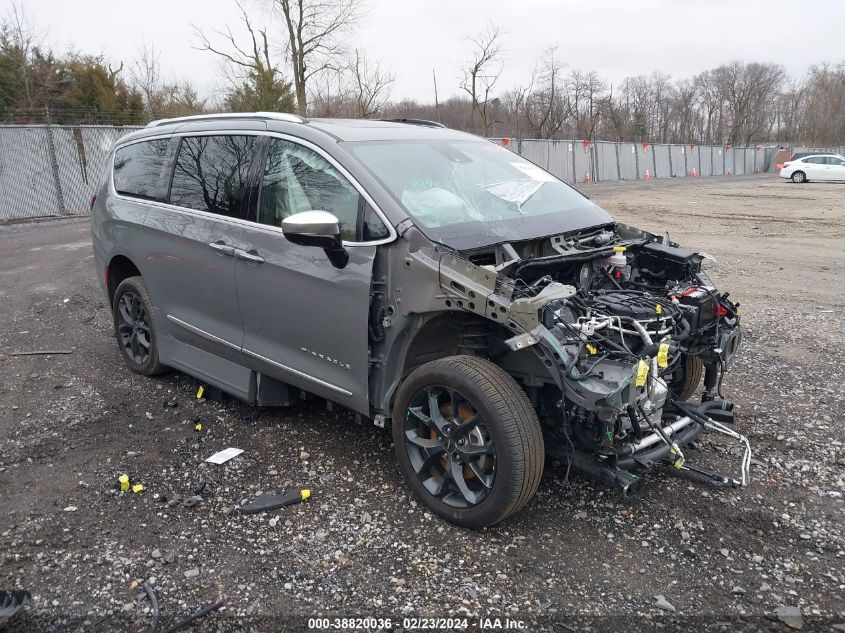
left=454, top=223, right=750, bottom=493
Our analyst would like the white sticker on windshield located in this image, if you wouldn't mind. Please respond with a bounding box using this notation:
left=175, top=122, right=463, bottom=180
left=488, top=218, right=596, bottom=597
left=511, top=162, right=557, bottom=182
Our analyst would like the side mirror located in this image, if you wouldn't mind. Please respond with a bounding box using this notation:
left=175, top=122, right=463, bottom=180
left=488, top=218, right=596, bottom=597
left=281, top=210, right=349, bottom=269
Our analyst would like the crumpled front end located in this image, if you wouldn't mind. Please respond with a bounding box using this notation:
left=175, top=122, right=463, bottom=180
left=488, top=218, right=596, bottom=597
left=432, top=223, right=751, bottom=493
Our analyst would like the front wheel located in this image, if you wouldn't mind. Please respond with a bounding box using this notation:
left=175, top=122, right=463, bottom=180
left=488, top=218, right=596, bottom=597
left=392, top=356, right=544, bottom=528
left=791, top=171, right=807, bottom=183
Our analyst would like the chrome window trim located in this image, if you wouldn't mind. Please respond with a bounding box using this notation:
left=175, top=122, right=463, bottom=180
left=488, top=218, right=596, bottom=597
left=111, top=129, right=397, bottom=247
left=165, top=314, right=241, bottom=351
left=242, top=348, right=353, bottom=397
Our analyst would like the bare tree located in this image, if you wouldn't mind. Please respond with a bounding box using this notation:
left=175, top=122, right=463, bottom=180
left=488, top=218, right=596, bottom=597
left=569, top=69, right=608, bottom=139
left=349, top=49, right=393, bottom=118
left=459, top=23, right=504, bottom=135
left=714, top=61, right=784, bottom=144
left=1, top=2, right=45, bottom=109
left=795, top=62, right=845, bottom=146
left=273, top=0, right=362, bottom=115
left=520, top=47, right=571, bottom=139
left=130, top=42, right=162, bottom=115
left=194, top=0, right=295, bottom=112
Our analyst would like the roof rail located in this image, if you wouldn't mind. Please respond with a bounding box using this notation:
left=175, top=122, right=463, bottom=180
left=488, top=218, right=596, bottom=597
left=146, top=112, right=305, bottom=128
left=384, top=118, right=446, bottom=129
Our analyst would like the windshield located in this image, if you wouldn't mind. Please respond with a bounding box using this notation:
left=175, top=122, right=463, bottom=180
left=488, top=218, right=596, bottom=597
left=347, top=139, right=612, bottom=250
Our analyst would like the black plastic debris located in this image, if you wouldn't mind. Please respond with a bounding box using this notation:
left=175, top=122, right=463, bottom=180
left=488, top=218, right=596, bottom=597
left=236, top=489, right=311, bottom=514
left=0, top=590, right=31, bottom=625
left=161, top=599, right=224, bottom=633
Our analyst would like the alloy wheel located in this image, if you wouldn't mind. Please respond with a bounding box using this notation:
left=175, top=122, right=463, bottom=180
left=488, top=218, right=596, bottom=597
left=403, top=385, right=496, bottom=508
left=116, top=291, right=151, bottom=365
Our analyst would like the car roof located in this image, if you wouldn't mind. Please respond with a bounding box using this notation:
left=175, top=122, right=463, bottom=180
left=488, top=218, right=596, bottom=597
left=120, top=112, right=479, bottom=145
left=302, top=118, right=476, bottom=142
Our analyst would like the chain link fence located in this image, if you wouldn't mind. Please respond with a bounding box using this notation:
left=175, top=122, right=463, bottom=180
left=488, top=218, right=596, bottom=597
left=1, top=124, right=844, bottom=221
left=0, top=125, right=142, bottom=221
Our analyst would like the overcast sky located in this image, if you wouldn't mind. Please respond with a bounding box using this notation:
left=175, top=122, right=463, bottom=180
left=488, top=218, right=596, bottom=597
left=14, top=0, right=845, bottom=103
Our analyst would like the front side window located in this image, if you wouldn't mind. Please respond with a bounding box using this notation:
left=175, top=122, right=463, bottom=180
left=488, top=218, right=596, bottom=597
left=113, top=139, right=169, bottom=200
left=259, top=139, right=381, bottom=242
left=168, top=135, right=255, bottom=218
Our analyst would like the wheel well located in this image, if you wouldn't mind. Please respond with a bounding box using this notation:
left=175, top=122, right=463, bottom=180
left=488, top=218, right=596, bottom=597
left=107, top=256, right=141, bottom=306
left=382, top=311, right=551, bottom=418
left=401, top=312, right=497, bottom=377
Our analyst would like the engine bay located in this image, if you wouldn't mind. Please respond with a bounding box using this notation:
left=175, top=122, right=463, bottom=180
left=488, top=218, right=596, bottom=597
left=442, top=222, right=750, bottom=493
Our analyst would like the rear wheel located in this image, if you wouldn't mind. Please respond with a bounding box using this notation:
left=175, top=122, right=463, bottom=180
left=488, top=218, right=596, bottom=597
left=112, top=276, right=166, bottom=375
left=392, top=356, right=544, bottom=528
left=791, top=171, right=806, bottom=183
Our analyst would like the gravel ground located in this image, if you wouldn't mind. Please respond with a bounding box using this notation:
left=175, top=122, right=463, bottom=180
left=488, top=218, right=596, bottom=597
left=0, top=175, right=843, bottom=632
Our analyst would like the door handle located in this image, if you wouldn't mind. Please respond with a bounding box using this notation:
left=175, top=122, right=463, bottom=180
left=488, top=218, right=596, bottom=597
left=209, top=241, right=235, bottom=256
left=234, top=248, right=265, bottom=264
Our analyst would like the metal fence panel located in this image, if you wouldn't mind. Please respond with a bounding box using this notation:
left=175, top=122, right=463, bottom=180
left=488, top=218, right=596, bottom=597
left=573, top=142, right=591, bottom=183
left=653, top=145, right=670, bottom=179
left=669, top=145, right=686, bottom=177
left=594, top=142, right=618, bottom=182
left=687, top=145, right=701, bottom=176
left=745, top=148, right=757, bottom=175
left=548, top=140, right=574, bottom=183
left=636, top=143, right=654, bottom=179
left=726, top=146, right=737, bottom=175
left=712, top=146, right=725, bottom=175
left=618, top=143, right=638, bottom=180
left=696, top=145, right=713, bottom=176
left=735, top=147, right=743, bottom=175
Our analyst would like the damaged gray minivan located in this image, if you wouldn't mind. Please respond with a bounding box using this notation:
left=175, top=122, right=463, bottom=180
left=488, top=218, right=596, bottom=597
left=92, top=113, right=748, bottom=528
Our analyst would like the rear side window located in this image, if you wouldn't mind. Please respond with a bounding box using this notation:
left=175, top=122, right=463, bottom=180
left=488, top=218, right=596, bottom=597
left=113, top=139, right=169, bottom=200
left=168, top=135, right=255, bottom=219
left=805, top=157, right=825, bottom=164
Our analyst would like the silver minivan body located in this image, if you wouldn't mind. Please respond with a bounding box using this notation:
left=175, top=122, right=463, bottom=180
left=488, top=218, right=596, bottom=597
left=92, top=113, right=746, bottom=527
left=92, top=116, right=427, bottom=415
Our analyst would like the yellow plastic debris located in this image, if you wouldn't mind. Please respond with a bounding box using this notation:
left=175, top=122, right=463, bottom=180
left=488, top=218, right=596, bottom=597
left=196, top=386, right=205, bottom=399
left=300, top=489, right=311, bottom=502
left=195, top=422, right=203, bottom=432
left=132, top=484, right=144, bottom=493
left=586, top=343, right=597, bottom=355
left=118, top=474, right=129, bottom=492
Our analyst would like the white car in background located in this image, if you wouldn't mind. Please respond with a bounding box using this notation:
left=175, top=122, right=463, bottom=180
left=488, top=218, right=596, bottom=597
left=780, top=154, right=845, bottom=183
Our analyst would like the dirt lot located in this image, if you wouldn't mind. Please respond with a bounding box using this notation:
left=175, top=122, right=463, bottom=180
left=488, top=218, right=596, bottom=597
left=1, top=175, right=843, bottom=632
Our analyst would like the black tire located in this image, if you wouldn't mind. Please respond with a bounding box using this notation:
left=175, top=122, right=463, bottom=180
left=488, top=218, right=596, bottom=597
left=392, top=355, right=544, bottom=528
left=112, top=276, right=167, bottom=376
left=674, top=354, right=703, bottom=401
left=791, top=171, right=806, bottom=183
